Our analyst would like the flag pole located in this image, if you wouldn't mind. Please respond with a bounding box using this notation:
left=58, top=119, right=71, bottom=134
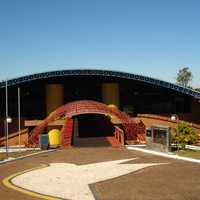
left=5, top=79, right=9, bottom=158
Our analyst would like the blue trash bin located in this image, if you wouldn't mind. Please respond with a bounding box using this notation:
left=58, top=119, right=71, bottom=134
left=40, top=134, right=49, bottom=150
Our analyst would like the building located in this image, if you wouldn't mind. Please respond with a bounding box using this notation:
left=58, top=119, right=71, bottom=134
left=0, top=69, right=200, bottom=147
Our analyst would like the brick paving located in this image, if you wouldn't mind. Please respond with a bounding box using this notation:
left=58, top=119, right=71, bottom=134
left=0, top=147, right=200, bottom=200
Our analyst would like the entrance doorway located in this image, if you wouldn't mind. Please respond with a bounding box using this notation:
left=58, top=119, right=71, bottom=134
left=73, top=114, right=115, bottom=147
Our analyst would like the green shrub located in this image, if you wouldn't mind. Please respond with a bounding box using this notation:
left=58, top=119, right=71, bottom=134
left=171, top=122, right=199, bottom=149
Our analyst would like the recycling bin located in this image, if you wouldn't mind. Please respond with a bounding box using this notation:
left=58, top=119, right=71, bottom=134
left=40, top=134, right=49, bottom=150
left=48, top=129, right=61, bottom=148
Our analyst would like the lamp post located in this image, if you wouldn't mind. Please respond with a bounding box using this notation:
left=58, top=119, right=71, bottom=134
left=5, top=79, right=13, bottom=158
left=5, top=116, right=12, bottom=158
left=171, top=114, right=179, bottom=151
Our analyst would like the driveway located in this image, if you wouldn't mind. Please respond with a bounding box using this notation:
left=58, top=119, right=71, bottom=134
left=0, top=147, right=200, bottom=200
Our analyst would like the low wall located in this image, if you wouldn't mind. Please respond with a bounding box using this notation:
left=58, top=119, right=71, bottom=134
left=136, top=114, right=200, bottom=143
left=114, top=126, right=124, bottom=146
left=0, top=129, right=28, bottom=147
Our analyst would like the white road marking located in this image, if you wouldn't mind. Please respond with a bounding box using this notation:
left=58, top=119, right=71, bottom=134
left=12, top=158, right=166, bottom=200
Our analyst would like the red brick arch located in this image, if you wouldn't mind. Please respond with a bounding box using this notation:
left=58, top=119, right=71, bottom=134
left=28, top=100, right=144, bottom=145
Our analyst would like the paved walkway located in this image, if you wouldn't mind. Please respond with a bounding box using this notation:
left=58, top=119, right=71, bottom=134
left=0, top=147, right=200, bottom=200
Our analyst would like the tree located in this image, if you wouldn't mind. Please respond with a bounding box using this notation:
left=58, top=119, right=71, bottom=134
left=195, top=88, right=200, bottom=93
left=176, top=67, right=193, bottom=87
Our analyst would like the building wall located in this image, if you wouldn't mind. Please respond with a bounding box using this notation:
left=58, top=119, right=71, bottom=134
left=145, top=98, right=200, bottom=124
left=101, top=83, right=120, bottom=107
left=0, top=77, right=199, bottom=140
left=0, top=129, right=28, bottom=146
left=46, top=84, right=64, bottom=115
left=187, top=98, right=200, bottom=123
left=0, top=118, right=25, bottom=138
left=136, top=114, right=200, bottom=142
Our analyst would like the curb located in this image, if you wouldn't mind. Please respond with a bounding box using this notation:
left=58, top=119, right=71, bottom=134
left=0, top=149, right=57, bottom=165
left=2, top=164, right=61, bottom=200
left=126, top=146, right=200, bottom=164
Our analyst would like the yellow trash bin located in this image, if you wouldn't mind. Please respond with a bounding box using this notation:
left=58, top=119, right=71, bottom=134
left=48, top=129, right=61, bottom=147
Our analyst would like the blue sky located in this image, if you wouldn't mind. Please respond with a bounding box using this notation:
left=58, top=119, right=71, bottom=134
left=0, top=0, right=200, bottom=87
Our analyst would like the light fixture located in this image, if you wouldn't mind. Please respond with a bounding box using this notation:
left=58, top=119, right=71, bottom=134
left=6, top=117, right=12, bottom=123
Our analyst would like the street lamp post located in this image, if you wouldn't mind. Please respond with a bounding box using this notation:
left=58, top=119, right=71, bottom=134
left=5, top=116, right=12, bottom=158
left=5, top=79, right=13, bottom=158
left=171, top=114, right=179, bottom=151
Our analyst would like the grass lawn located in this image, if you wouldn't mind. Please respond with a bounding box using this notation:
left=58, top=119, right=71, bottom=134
left=177, top=150, right=200, bottom=160
left=0, top=150, right=40, bottom=161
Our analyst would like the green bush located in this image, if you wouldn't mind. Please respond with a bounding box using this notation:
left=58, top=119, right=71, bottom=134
left=171, top=122, right=199, bottom=149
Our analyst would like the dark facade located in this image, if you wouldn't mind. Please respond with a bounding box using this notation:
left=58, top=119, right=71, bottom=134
left=0, top=69, right=200, bottom=137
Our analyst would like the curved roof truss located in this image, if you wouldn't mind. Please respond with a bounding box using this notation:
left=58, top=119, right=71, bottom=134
left=0, top=69, right=199, bottom=97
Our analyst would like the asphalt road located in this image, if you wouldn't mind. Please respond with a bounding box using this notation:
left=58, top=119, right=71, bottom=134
left=0, top=147, right=200, bottom=200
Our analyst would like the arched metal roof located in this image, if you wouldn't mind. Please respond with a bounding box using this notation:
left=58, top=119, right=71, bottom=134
left=0, top=69, right=199, bottom=97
